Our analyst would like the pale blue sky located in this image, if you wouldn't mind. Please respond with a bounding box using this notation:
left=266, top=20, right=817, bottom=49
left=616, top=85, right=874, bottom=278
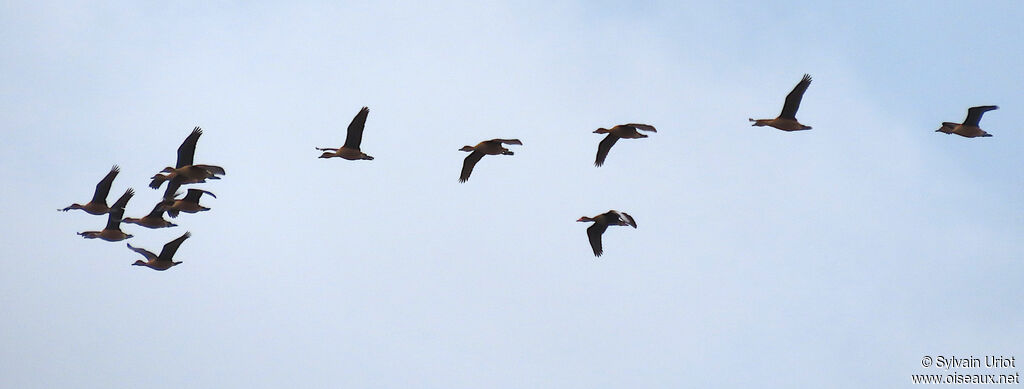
left=1, top=1, right=1021, bottom=388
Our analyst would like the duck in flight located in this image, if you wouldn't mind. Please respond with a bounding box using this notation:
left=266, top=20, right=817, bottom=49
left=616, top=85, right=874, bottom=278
left=78, top=188, right=135, bottom=241
left=936, top=105, right=998, bottom=138
left=458, top=139, right=522, bottom=182
left=128, top=232, right=190, bottom=271
left=122, top=201, right=178, bottom=229
left=160, top=188, right=216, bottom=218
left=60, top=165, right=120, bottom=215
left=749, top=74, right=813, bottom=131
left=576, top=210, right=637, bottom=257
left=317, top=106, right=375, bottom=160
left=150, top=127, right=225, bottom=189
left=592, top=124, right=656, bottom=167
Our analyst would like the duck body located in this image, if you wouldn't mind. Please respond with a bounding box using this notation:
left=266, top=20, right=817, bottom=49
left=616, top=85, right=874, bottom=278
left=936, top=106, right=997, bottom=138
left=150, top=127, right=225, bottom=189
left=318, top=106, right=374, bottom=161
left=60, top=165, right=120, bottom=215
left=458, top=138, right=522, bottom=182
left=576, top=210, right=637, bottom=257
left=78, top=188, right=134, bottom=241
left=129, top=232, right=190, bottom=271
left=161, top=189, right=215, bottom=218
left=749, top=74, right=813, bottom=132
left=593, top=124, right=656, bottom=166
left=123, top=202, right=178, bottom=229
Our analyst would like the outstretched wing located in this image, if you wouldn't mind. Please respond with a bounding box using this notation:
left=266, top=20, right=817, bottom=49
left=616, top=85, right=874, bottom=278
left=613, top=210, right=637, bottom=228
left=964, top=105, right=998, bottom=126
left=779, top=74, right=812, bottom=119
left=91, top=165, right=120, bottom=204
left=162, top=180, right=181, bottom=201
left=493, top=139, right=523, bottom=145
left=126, top=243, right=158, bottom=261
left=343, top=107, right=370, bottom=150
left=586, top=223, right=608, bottom=257
left=594, top=134, right=619, bottom=167
left=176, top=127, right=203, bottom=168
left=111, top=188, right=134, bottom=210
left=459, top=150, right=485, bottom=183
left=158, top=231, right=191, bottom=261
left=625, top=124, right=657, bottom=132
left=105, top=207, right=127, bottom=230
left=183, top=189, right=215, bottom=203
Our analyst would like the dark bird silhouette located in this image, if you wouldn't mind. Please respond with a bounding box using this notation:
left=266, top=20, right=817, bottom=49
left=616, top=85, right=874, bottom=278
left=592, top=124, right=656, bottom=166
left=317, top=106, right=375, bottom=160
left=123, top=202, right=178, bottom=229
left=576, top=210, right=637, bottom=257
left=936, top=105, right=998, bottom=138
left=60, top=165, right=120, bottom=214
left=458, top=139, right=522, bottom=182
left=161, top=188, right=215, bottom=218
left=78, top=188, right=134, bottom=241
left=150, top=127, right=225, bottom=189
left=128, top=232, right=190, bottom=271
left=749, top=74, right=813, bottom=131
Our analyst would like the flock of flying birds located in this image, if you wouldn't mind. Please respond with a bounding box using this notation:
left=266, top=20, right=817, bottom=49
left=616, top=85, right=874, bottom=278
left=60, top=128, right=223, bottom=270
left=61, top=74, right=1002, bottom=266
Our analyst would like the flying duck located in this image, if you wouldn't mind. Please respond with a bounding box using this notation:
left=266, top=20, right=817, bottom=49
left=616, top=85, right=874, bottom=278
left=576, top=210, right=637, bottom=257
left=458, top=138, right=522, bottom=182
left=749, top=74, right=813, bottom=131
left=78, top=188, right=135, bottom=241
left=122, top=202, right=178, bottom=229
left=160, top=188, right=215, bottom=218
left=149, top=127, right=225, bottom=189
left=317, top=106, right=375, bottom=160
left=60, top=165, right=120, bottom=215
left=128, top=232, right=190, bottom=271
left=936, top=105, right=998, bottom=138
left=592, top=124, right=656, bottom=167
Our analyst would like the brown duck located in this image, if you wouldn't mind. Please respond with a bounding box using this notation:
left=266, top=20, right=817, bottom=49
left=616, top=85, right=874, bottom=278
left=60, top=165, right=120, bottom=214
left=122, top=202, right=178, bottom=229
left=128, top=232, right=190, bottom=271
left=458, top=139, right=522, bottom=182
left=592, top=124, right=656, bottom=166
left=936, top=106, right=998, bottom=138
left=317, top=106, right=375, bottom=160
left=78, top=188, right=135, bottom=241
left=749, top=74, right=813, bottom=131
left=576, top=210, right=637, bottom=257
left=150, top=127, right=225, bottom=189
left=161, top=188, right=215, bottom=218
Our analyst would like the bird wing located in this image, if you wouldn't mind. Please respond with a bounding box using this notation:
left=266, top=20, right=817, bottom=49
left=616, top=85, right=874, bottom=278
left=91, top=165, right=120, bottom=204
left=594, top=134, right=620, bottom=167
left=586, top=222, right=608, bottom=257
left=194, top=164, right=226, bottom=175
left=613, top=210, right=637, bottom=228
left=162, top=180, right=182, bottom=201
left=625, top=123, right=657, bottom=132
left=145, top=201, right=166, bottom=218
left=343, top=107, right=370, bottom=150
left=779, top=74, right=812, bottom=119
left=111, top=188, right=134, bottom=210
left=964, top=105, right=998, bottom=126
left=459, top=150, right=485, bottom=182
left=105, top=206, right=127, bottom=230
left=158, top=232, right=191, bottom=261
left=126, top=243, right=158, bottom=261
left=494, top=139, right=523, bottom=145
left=176, top=127, right=203, bottom=168
left=183, top=189, right=215, bottom=203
